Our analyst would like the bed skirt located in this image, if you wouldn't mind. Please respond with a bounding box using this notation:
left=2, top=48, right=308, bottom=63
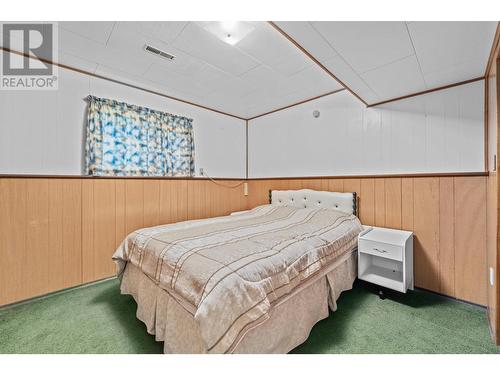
left=119, top=249, right=357, bottom=354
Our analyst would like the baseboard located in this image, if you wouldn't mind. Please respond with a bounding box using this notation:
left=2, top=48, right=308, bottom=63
left=413, top=286, right=487, bottom=310
left=0, top=276, right=117, bottom=311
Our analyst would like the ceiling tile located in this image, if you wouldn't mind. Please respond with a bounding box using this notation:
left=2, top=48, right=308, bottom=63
left=236, top=22, right=313, bottom=76
left=278, top=22, right=495, bottom=105
left=239, top=65, right=288, bottom=90
left=280, top=65, right=342, bottom=95
left=270, top=55, right=314, bottom=77
left=274, top=21, right=338, bottom=62
left=94, top=64, right=161, bottom=92
left=322, top=56, right=380, bottom=103
left=407, top=21, right=496, bottom=75
left=58, top=52, right=98, bottom=73
left=172, top=22, right=259, bottom=77
left=239, top=88, right=275, bottom=106
left=106, top=22, right=208, bottom=79
left=58, top=27, right=153, bottom=76
left=187, top=63, right=234, bottom=87
left=204, top=73, right=256, bottom=99
left=125, top=21, right=188, bottom=44
left=361, top=55, right=427, bottom=100
left=106, top=22, right=170, bottom=57
left=143, top=63, right=214, bottom=97
left=95, top=64, right=210, bottom=105
left=311, top=21, right=414, bottom=73
left=58, top=22, right=115, bottom=45
left=423, top=59, right=486, bottom=88
left=238, top=65, right=341, bottom=114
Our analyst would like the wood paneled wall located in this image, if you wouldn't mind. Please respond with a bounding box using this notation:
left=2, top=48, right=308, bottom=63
left=487, top=171, right=498, bottom=340
left=247, top=176, right=488, bottom=305
left=0, top=175, right=488, bottom=308
left=0, top=178, right=248, bottom=306
left=486, top=23, right=500, bottom=344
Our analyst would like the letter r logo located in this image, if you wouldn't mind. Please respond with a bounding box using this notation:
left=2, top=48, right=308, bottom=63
left=2, top=23, right=53, bottom=76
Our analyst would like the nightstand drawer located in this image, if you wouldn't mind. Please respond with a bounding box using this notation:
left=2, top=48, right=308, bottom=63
left=359, top=239, right=403, bottom=261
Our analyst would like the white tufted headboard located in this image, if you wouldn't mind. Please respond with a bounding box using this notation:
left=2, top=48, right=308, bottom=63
left=270, top=189, right=358, bottom=216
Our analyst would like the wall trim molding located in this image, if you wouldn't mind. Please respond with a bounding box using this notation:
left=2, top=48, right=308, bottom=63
left=245, top=120, right=249, bottom=179
left=0, top=172, right=488, bottom=180
left=485, top=22, right=500, bottom=77
left=0, top=174, right=245, bottom=181
left=485, top=76, right=490, bottom=172
left=247, top=172, right=488, bottom=180
left=367, top=77, right=486, bottom=107
left=247, top=89, right=345, bottom=121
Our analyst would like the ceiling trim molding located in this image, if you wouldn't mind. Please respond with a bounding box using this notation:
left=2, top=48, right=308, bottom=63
left=267, top=21, right=369, bottom=107
left=247, top=88, right=345, bottom=121
left=366, top=76, right=485, bottom=107
left=0, top=47, right=247, bottom=121
left=485, top=22, right=500, bottom=77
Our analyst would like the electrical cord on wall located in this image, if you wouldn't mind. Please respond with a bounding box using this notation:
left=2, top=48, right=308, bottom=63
left=200, top=169, right=245, bottom=188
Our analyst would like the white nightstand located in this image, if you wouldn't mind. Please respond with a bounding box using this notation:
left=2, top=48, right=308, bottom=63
left=358, top=226, right=414, bottom=296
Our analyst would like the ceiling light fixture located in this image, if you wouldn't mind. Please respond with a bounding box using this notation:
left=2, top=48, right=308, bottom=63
left=200, top=21, right=255, bottom=46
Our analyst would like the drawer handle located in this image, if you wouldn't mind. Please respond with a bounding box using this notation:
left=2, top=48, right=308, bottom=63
left=373, top=248, right=387, bottom=253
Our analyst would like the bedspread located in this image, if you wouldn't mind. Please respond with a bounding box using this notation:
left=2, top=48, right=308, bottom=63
left=113, top=204, right=363, bottom=353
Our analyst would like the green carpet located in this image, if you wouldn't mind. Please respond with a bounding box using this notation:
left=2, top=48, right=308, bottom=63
left=0, top=279, right=498, bottom=354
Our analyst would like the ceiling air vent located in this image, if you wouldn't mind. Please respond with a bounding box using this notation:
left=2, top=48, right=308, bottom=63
left=144, top=45, right=175, bottom=61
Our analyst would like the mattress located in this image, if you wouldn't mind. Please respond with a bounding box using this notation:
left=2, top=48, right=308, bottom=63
left=113, top=204, right=363, bottom=353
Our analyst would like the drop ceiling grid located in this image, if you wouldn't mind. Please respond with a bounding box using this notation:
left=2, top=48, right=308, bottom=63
left=53, top=21, right=341, bottom=118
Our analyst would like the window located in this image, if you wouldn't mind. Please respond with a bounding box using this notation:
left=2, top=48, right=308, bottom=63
left=85, top=95, right=195, bottom=176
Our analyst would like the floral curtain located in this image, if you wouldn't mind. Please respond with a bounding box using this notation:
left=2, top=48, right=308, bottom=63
left=85, top=96, right=195, bottom=176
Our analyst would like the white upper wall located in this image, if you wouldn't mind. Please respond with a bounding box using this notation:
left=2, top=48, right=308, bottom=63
left=249, top=80, right=484, bottom=177
left=0, top=64, right=246, bottom=178
left=0, top=51, right=486, bottom=179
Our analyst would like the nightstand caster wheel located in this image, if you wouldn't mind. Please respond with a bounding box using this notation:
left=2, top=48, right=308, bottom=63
left=378, top=290, right=386, bottom=300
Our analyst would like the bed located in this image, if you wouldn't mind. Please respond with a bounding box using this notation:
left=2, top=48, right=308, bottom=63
left=113, top=189, right=363, bottom=353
